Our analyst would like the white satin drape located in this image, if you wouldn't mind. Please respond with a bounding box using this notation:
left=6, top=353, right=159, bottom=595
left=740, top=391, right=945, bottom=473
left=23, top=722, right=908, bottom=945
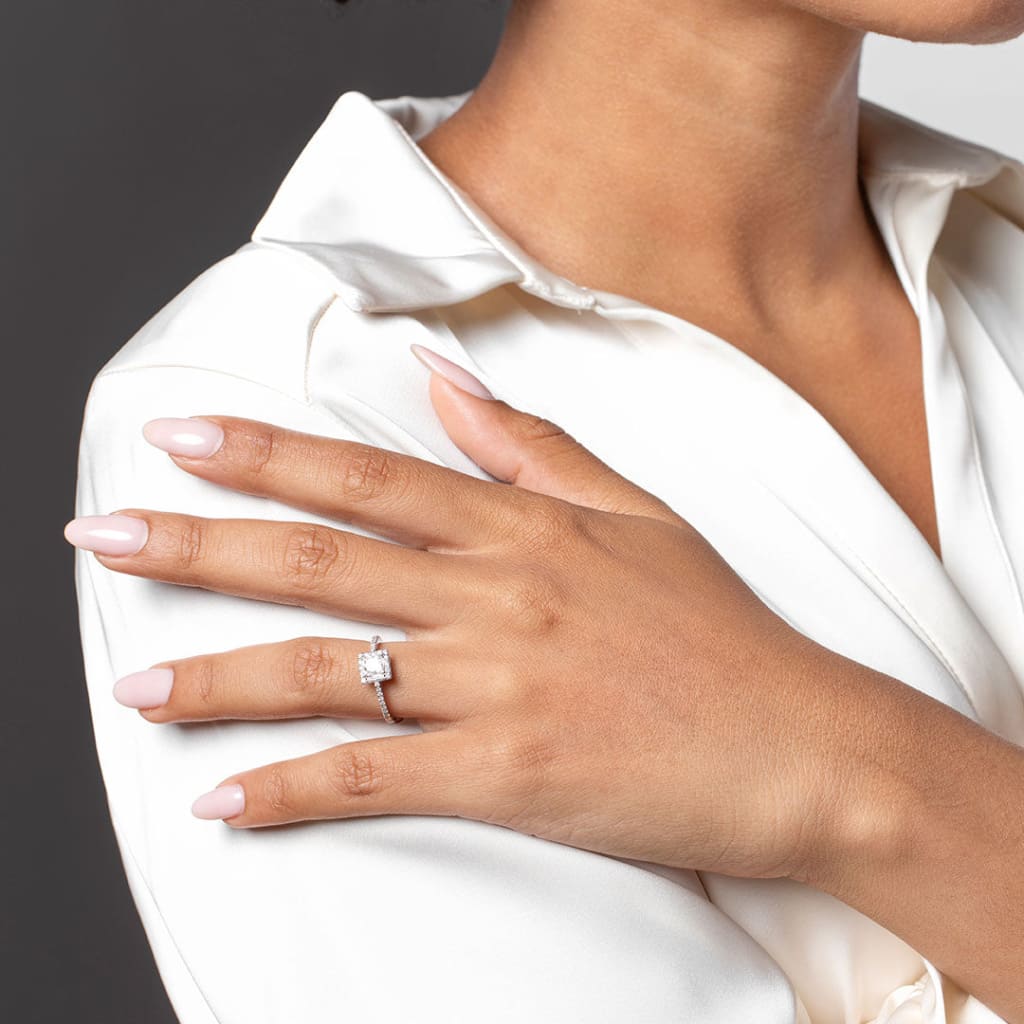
left=71, top=89, right=1024, bottom=1023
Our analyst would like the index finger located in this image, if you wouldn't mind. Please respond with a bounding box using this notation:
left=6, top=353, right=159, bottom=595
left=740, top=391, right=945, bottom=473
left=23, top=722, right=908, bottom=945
left=141, top=415, right=540, bottom=552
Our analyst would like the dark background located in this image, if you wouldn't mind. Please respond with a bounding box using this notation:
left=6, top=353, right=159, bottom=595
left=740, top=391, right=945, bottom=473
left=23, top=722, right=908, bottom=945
left=1, top=2, right=507, bottom=1020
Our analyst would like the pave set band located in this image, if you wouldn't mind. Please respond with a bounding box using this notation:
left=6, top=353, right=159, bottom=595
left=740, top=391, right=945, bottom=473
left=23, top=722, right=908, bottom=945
left=357, top=634, right=403, bottom=724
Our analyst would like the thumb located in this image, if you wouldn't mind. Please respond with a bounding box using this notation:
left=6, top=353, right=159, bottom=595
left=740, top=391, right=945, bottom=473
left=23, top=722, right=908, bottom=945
left=411, top=345, right=681, bottom=523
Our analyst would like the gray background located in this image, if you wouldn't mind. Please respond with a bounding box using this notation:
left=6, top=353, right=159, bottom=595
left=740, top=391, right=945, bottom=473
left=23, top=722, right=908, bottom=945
left=1, top=1, right=1020, bottom=1020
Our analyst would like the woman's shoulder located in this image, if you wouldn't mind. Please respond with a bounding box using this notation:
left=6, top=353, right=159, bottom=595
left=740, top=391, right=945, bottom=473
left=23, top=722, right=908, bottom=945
left=859, top=97, right=1023, bottom=186
left=93, top=242, right=344, bottom=401
left=77, top=87, right=520, bottom=480
left=859, top=96, right=1024, bottom=236
left=78, top=237, right=486, bottom=488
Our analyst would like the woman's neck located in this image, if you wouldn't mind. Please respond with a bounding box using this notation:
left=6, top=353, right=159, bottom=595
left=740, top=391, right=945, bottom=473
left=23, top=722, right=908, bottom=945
left=417, top=0, right=899, bottom=349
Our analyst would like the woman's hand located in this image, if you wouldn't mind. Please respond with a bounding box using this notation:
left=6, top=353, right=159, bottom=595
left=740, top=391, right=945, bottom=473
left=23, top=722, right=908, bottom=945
left=63, top=349, right=871, bottom=883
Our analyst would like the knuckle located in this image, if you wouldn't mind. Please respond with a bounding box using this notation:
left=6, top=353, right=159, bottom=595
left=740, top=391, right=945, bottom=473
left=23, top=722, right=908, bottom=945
left=553, top=500, right=590, bottom=544
left=242, top=424, right=277, bottom=478
left=517, top=412, right=567, bottom=446
left=287, top=638, right=337, bottom=706
left=281, top=524, right=344, bottom=590
left=176, top=517, right=206, bottom=572
left=261, top=765, right=293, bottom=816
left=337, top=445, right=404, bottom=505
left=517, top=498, right=584, bottom=553
left=481, top=658, right=523, bottom=709
left=325, top=745, right=385, bottom=800
left=485, top=730, right=552, bottom=806
left=194, top=658, right=216, bottom=707
left=507, top=733, right=553, bottom=783
left=498, top=571, right=565, bottom=637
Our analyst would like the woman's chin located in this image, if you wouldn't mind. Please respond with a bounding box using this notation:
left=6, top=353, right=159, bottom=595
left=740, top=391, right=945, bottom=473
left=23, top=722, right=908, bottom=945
left=801, top=0, right=1024, bottom=44
left=891, top=6, right=1024, bottom=45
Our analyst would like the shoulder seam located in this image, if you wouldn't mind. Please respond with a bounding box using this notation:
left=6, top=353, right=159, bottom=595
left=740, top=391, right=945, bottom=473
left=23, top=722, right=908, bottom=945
left=305, top=294, right=340, bottom=404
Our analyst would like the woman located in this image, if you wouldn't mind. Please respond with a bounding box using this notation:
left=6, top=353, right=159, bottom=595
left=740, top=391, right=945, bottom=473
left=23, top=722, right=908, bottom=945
left=63, top=2, right=1024, bottom=1022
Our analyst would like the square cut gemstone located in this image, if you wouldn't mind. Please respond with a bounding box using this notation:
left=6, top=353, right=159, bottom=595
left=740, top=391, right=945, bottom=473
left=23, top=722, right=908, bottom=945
left=358, top=648, right=391, bottom=685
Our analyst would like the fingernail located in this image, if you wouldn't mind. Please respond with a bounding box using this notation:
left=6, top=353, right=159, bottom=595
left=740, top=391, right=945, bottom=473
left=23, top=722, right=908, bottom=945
left=113, top=667, right=174, bottom=709
left=64, top=514, right=149, bottom=555
left=410, top=344, right=494, bottom=400
left=142, top=417, right=225, bottom=458
left=191, top=784, right=246, bottom=820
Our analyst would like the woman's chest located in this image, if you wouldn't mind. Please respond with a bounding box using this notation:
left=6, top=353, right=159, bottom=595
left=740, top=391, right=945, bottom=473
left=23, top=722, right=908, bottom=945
left=417, top=285, right=1024, bottom=740
left=737, top=308, right=943, bottom=568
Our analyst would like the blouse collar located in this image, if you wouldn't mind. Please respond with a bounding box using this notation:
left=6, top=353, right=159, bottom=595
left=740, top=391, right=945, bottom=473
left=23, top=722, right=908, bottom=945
left=250, top=88, right=1022, bottom=315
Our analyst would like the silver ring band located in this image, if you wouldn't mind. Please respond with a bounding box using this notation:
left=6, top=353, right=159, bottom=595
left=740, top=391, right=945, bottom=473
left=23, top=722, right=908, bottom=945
left=357, top=634, right=403, bottom=724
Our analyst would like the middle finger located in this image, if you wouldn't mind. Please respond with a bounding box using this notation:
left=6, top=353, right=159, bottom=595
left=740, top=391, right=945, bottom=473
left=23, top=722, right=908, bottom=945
left=83, top=508, right=483, bottom=630
left=145, top=415, right=534, bottom=552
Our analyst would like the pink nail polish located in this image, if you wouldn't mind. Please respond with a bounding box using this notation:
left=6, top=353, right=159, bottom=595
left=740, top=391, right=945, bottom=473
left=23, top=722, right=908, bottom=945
left=192, top=784, right=246, bottom=820
left=63, top=514, right=149, bottom=555
left=409, top=344, right=495, bottom=400
left=113, top=668, right=174, bottom=709
left=143, top=417, right=225, bottom=458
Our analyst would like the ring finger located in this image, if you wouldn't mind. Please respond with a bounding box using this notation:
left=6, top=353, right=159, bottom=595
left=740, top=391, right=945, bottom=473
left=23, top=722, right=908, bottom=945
left=117, top=636, right=479, bottom=725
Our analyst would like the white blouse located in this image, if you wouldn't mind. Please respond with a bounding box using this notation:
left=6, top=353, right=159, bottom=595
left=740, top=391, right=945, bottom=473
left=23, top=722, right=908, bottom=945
left=71, top=88, right=1024, bottom=1024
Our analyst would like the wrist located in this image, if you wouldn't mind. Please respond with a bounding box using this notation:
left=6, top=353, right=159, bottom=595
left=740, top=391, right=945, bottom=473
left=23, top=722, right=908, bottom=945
left=783, top=647, right=932, bottom=894
left=779, top=642, right=1024, bottom=1020
left=789, top=653, right=1023, bottom=906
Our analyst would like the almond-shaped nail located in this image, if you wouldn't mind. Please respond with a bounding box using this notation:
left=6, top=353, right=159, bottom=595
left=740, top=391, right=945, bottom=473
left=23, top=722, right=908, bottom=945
left=63, top=514, right=149, bottom=555
left=113, top=668, right=174, bottom=709
left=142, top=417, right=225, bottom=458
left=409, top=344, right=494, bottom=399
left=191, top=784, right=246, bottom=820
